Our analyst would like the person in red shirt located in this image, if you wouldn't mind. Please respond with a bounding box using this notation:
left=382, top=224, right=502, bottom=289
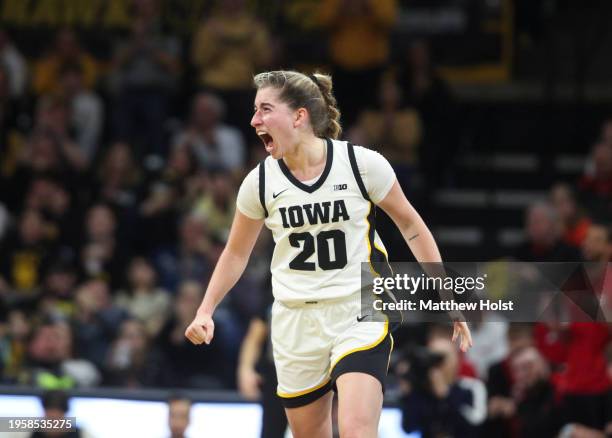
left=535, top=223, right=612, bottom=433
left=578, top=142, right=612, bottom=221
left=550, top=182, right=592, bottom=248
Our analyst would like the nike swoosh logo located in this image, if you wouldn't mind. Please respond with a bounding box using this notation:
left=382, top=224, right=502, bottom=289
left=356, top=315, right=368, bottom=322
left=273, top=189, right=288, bottom=199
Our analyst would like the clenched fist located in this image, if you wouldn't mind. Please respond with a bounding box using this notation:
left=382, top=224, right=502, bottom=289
left=185, top=313, right=215, bottom=345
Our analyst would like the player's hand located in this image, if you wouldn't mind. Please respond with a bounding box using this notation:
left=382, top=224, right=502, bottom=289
left=185, top=313, right=215, bottom=345
left=452, top=321, right=473, bottom=352
left=238, top=366, right=262, bottom=401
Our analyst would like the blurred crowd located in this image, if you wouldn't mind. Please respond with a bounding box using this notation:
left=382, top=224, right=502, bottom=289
left=0, top=0, right=610, bottom=437
left=392, top=120, right=612, bottom=438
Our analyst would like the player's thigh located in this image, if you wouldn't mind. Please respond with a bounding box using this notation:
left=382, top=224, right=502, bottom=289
left=284, top=391, right=334, bottom=438
left=336, top=372, right=383, bottom=438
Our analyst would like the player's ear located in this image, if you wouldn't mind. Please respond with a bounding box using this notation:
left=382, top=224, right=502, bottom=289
left=293, top=108, right=308, bottom=128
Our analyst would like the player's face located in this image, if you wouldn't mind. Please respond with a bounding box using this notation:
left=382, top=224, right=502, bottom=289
left=251, top=87, right=299, bottom=159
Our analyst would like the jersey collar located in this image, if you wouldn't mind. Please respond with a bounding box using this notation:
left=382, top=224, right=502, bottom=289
left=278, top=138, right=334, bottom=194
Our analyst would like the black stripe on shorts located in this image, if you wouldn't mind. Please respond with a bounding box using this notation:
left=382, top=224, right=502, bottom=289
left=331, top=332, right=393, bottom=393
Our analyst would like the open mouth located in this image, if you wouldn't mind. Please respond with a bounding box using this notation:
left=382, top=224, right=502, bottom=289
left=258, top=132, right=274, bottom=151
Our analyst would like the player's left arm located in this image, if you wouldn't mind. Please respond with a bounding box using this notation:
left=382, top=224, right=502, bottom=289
left=377, top=180, right=440, bottom=263
left=377, top=180, right=473, bottom=351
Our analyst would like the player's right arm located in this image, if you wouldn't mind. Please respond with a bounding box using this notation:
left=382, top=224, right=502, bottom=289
left=185, top=210, right=264, bottom=345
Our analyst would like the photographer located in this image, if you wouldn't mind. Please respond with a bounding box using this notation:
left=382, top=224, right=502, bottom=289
left=398, top=335, right=486, bottom=437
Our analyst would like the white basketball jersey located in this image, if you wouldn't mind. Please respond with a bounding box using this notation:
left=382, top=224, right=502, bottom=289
left=255, top=139, right=392, bottom=303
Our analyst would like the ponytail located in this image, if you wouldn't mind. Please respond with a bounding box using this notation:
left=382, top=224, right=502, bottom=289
left=310, top=72, right=342, bottom=139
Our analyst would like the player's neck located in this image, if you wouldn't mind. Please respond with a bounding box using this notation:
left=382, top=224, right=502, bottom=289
left=282, top=136, right=326, bottom=178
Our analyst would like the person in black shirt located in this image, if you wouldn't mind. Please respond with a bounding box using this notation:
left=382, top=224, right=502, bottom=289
left=30, top=390, right=83, bottom=438
left=514, top=202, right=582, bottom=262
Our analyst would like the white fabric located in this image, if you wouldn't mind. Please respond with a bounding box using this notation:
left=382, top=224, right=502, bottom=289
left=237, top=143, right=395, bottom=220
left=271, top=292, right=388, bottom=397
left=353, top=145, right=396, bottom=203
left=236, top=139, right=396, bottom=303
left=457, top=377, right=488, bottom=425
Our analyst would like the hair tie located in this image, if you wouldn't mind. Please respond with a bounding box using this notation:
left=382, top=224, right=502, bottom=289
left=309, top=73, right=321, bottom=88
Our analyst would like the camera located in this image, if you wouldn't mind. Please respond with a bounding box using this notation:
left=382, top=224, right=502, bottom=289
left=396, top=345, right=446, bottom=393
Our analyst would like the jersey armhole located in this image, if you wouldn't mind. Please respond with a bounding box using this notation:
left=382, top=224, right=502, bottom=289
left=346, top=143, right=370, bottom=201
left=258, top=159, right=269, bottom=218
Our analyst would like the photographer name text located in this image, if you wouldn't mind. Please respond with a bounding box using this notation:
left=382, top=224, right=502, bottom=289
left=373, top=299, right=514, bottom=312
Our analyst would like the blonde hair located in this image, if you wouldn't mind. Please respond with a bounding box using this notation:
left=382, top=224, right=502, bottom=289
left=253, top=70, right=342, bottom=139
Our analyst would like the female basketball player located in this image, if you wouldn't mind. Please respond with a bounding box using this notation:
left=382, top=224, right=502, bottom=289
left=186, top=70, right=472, bottom=438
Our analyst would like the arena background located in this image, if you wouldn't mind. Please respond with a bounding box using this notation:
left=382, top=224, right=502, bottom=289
left=0, top=0, right=610, bottom=437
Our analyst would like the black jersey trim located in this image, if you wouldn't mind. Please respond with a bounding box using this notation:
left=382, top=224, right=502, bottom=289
left=365, top=202, right=402, bottom=330
left=277, top=138, right=333, bottom=194
left=366, top=202, right=392, bottom=277
left=346, top=142, right=370, bottom=201
left=258, top=160, right=268, bottom=218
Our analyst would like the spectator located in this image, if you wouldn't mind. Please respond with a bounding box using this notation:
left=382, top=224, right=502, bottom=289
left=24, top=176, right=82, bottom=250
left=318, top=0, right=397, bottom=126
left=94, top=142, right=143, bottom=215
left=167, top=394, right=192, bottom=438
left=0, top=208, right=54, bottom=297
left=510, top=347, right=560, bottom=437
left=601, top=117, right=612, bottom=144
left=399, top=40, right=457, bottom=189
left=137, top=143, right=200, bottom=252
left=71, top=279, right=129, bottom=367
left=465, top=317, right=509, bottom=380
left=30, top=94, right=89, bottom=180
left=0, top=63, right=21, bottom=161
left=348, top=72, right=422, bottom=193
left=514, top=202, right=582, bottom=262
left=191, top=0, right=271, bottom=129
left=33, top=94, right=88, bottom=173
left=191, top=168, right=236, bottom=243
left=582, top=223, right=612, bottom=314
left=5, top=118, right=87, bottom=213
left=152, top=214, right=214, bottom=292
left=38, top=261, right=79, bottom=321
left=484, top=323, right=534, bottom=438
left=156, top=281, right=227, bottom=388
left=549, top=321, right=612, bottom=433
left=0, top=30, right=27, bottom=99
left=400, top=337, right=487, bottom=437
left=33, top=28, right=98, bottom=96
left=104, top=318, right=166, bottom=387
left=0, top=308, right=31, bottom=384
left=172, top=93, right=246, bottom=174
left=536, top=223, right=612, bottom=433
left=350, top=73, right=422, bottom=166
left=110, top=4, right=180, bottom=156
left=79, top=204, right=130, bottom=289
left=115, top=256, right=170, bottom=338
left=58, top=62, right=104, bottom=164
left=237, top=285, right=288, bottom=438
left=550, top=182, right=592, bottom=248
left=0, top=64, right=28, bottom=212
left=578, top=142, right=612, bottom=221
left=26, top=319, right=100, bottom=389
left=31, top=389, right=88, bottom=437
left=582, top=223, right=612, bottom=264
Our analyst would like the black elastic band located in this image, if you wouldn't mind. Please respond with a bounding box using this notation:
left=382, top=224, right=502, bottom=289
left=347, top=142, right=370, bottom=201
left=309, top=73, right=321, bottom=89
left=258, top=160, right=268, bottom=218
